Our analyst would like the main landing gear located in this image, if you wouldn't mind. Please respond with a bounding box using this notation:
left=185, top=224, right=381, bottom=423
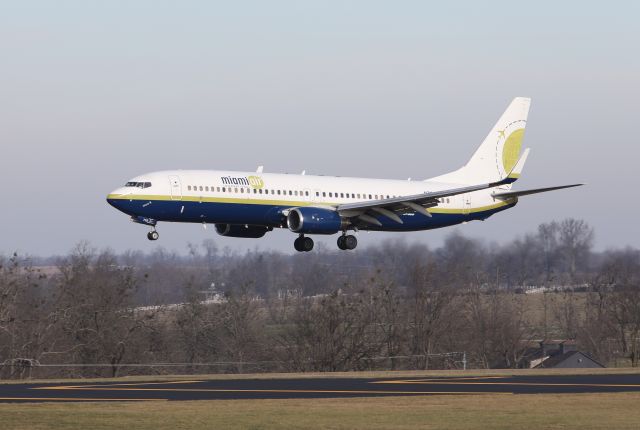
left=294, top=235, right=314, bottom=252
left=147, top=230, right=159, bottom=241
left=337, top=234, right=357, bottom=251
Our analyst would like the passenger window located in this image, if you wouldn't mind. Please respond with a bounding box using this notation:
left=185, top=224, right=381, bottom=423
left=315, top=191, right=319, bottom=197
left=253, top=189, right=257, bottom=194
left=240, top=188, right=244, bottom=193
left=369, top=194, right=372, bottom=199
left=340, top=193, right=344, bottom=198
left=217, top=187, right=220, bottom=192
left=205, top=186, right=209, bottom=192
left=323, top=192, right=326, bottom=197
left=259, top=189, right=263, bottom=194
left=187, top=185, right=192, bottom=191
left=305, top=191, right=309, bottom=196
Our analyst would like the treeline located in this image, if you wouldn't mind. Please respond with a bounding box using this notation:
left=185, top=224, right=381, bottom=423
left=1, top=218, right=640, bottom=379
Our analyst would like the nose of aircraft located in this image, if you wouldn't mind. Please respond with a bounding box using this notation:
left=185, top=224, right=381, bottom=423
left=106, top=187, right=131, bottom=212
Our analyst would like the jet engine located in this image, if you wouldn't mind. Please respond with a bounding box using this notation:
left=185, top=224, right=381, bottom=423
left=286, top=207, right=346, bottom=235
left=215, top=224, right=271, bottom=238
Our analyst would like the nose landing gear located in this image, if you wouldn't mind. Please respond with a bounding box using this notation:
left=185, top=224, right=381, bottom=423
left=147, top=230, right=159, bottom=241
left=294, top=235, right=314, bottom=252
left=337, top=234, right=357, bottom=250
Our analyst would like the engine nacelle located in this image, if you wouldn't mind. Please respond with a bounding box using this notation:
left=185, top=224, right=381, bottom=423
left=287, top=207, right=344, bottom=235
left=215, top=224, right=270, bottom=238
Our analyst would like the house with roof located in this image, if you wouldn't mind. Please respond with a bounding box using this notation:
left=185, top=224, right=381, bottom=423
left=526, top=340, right=605, bottom=369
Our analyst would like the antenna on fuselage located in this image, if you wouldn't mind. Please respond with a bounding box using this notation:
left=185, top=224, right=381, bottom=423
left=301, top=170, right=306, bottom=175
left=256, top=166, right=264, bottom=173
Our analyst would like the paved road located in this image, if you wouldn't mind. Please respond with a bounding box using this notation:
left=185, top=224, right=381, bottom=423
left=2, top=374, right=640, bottom=402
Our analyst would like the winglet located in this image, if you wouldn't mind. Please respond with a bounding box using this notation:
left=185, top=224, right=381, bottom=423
left=509, top=148, right=530, bottom=179
left=494, top=148, right=530, bottom=186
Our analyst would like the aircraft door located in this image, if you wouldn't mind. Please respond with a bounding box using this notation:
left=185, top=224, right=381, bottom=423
left=169, top=175, right=182, bottom=200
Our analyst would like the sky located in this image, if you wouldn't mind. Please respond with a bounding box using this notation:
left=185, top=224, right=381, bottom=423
left=1, top=1, right=639, bottom=256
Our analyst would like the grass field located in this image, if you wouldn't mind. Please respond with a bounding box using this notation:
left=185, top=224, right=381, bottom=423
left=2, top=392, right=640, bottom=430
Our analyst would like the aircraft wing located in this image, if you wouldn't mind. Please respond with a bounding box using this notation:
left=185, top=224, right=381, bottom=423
left=335, top=176, right=519, bottom=226
left=337, top=178, right=510, bottom=211
left=335, top=150, right=542, bottom=226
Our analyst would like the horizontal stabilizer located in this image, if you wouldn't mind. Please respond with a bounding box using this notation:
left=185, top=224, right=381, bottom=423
left=493, top=184, right=584, bottom=200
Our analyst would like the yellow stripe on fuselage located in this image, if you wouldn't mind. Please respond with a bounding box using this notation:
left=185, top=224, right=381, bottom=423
left=106, top=194, right=515, bottom=215
left=107, top=193, right=323, bottom=207
left=429, top=200, right=514, bottom=214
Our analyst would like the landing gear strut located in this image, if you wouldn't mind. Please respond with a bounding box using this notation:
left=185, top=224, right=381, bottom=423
left=294, top=235, right=314, bottom=252
left=147, top=230, right=159, bottom=241
left=337, top=234, right=357, bottom=250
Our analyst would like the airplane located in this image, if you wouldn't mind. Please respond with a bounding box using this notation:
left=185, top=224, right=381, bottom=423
left=107, top=97, right=582, bottom=252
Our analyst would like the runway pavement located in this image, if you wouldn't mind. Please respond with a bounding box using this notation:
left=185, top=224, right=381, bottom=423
left=2, top=374, right=640, bottom=402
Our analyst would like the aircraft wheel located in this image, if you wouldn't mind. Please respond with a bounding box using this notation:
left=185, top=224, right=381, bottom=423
left=302, top=237, right=314, bottom=252
left=344, top=235, right=357, bottom=250
left=337, top=235, right=347, bottom=250
left=147, top=231, right=159, bottom=241
left=294, top=237, right=304, bottom=252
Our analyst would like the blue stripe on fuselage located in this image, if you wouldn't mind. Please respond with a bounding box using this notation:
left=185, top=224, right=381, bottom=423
left=106, top=198, right=516, bottom=232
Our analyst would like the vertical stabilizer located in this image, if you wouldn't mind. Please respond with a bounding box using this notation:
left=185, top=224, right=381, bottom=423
left=430, top=97, right=530, bottom=186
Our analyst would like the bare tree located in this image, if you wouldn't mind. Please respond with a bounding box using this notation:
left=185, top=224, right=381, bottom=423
left=218, top=285, right=264, bottom=372
left=465, top=287, right=534, bottom=368
left=408, top=261, right=454, bottom=369
left=55, top=244, right=160, bottom=377
left=558, top=218, right=594, bottom=282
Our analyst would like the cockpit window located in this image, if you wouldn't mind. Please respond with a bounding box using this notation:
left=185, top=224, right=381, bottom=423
left=124, top=181, right=152, bottom=188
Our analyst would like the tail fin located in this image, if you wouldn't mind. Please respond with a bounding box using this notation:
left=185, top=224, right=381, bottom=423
left=431, top=97, right=531, bottom=186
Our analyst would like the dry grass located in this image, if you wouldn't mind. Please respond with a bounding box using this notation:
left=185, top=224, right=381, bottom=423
left=1, top=392, right=640, bottom=430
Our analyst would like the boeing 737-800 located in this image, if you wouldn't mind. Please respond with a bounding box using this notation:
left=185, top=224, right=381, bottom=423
left=107, top=97, right=581, bottom=252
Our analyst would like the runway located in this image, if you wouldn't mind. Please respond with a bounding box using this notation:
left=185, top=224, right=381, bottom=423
left=2, top=374, right=640, bottom=402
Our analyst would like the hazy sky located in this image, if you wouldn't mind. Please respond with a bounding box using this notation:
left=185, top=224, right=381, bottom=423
left=2, top=1, right=639, bottom=256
